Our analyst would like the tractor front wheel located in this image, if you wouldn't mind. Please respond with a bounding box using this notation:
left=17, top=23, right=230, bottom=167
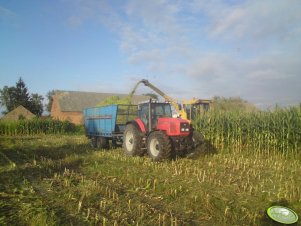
left=123, top=124, right=144, bottom=156
left=147, top=131, right=172, bottom=161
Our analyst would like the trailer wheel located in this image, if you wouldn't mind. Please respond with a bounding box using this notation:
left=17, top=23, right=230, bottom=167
left=123, top=124, right=144, bottom=156
left=90, top=136, right=97, bottom=148
left=111, top=140, right=118, bottom=149
left=97, top=137, right=109, bottom=149
left=147, top=131, right=172, bottom=161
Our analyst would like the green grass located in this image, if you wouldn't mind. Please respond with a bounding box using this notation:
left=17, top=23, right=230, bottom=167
left=0, top=135, right=300, bottom=226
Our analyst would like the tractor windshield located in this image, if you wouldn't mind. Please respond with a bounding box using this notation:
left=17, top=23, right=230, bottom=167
left=152, top=103, right=172, bottom=118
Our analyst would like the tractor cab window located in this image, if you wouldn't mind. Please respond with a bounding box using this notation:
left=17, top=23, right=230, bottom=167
left=152, top=104, right=172, bottom=118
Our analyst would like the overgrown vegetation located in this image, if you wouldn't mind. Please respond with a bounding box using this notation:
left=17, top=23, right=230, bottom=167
left=0, top=118, right=83, bottom=136
left=195, top=106, right=301, bottom=154
left=0, top=135, right=300, bottom=225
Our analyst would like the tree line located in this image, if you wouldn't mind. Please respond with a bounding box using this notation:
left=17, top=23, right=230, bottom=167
left=0, top=77, right=54, bottom=116
left=0, top=77, right=261, bottom=117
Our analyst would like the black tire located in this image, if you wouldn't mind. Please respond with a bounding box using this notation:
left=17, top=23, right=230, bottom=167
left=111, top=140, right=118, bottom=149
left=192, top=131, right=204, bottom=148
left=147, top=131, right=172, bottom=161
left=186, top=131, right=205, bottom=158
left=123, top=124, right=144, bottom=156
left=97, top=137, right=109, bottom=149
left=90, top=136, right=97, bottom=148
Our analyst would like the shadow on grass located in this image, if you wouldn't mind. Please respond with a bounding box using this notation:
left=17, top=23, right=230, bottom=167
left=0, top=136, right=91, bottom=191
left=0, top=136, right=91, bottom=225
left=0, top=158, right=88, bottom=225
left=0, top=137, right=90, bottom=166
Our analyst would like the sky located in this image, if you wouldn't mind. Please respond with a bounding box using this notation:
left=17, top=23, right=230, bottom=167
left=0, top=0, right=301, bottom=110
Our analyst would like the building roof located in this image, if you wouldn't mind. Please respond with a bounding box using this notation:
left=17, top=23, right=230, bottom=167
left=54, top=91, right=150, bottom=112
left=2, top=105, right=35, bottom=121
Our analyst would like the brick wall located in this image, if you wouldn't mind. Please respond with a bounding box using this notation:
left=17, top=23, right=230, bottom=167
left=51, top=96, right=83, bottom=125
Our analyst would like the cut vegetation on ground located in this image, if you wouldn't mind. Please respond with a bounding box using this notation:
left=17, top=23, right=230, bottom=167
left=0, top=134, right=300, bottom=225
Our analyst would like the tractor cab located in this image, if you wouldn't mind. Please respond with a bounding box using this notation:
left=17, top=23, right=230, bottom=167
left=138, top=101, right=172, bottom=132
left=183, top=99, right=211, bottom=120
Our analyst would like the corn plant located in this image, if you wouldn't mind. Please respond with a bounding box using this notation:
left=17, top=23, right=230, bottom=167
left=194, top=106, right=301, bottom=153
left=0, top=118, right=83, bottom=136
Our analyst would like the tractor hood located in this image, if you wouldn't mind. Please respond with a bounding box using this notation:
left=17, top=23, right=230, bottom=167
left=156, top=117, right=190, bottom=136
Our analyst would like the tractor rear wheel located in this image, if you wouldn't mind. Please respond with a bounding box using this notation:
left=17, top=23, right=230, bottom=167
left=123, top=124, right=144, bottom=156
left=147, top=131, right=172, bottom=161
left=97, top=137, right=109, bottom=149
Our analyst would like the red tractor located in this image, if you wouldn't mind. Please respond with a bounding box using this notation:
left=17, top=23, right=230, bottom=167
left=123, top=100, right=203, bottom=161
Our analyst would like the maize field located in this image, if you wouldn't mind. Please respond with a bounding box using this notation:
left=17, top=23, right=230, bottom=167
left=0, top=118, right=83, bottom=136
left=195, top=106, right=301, bottom=154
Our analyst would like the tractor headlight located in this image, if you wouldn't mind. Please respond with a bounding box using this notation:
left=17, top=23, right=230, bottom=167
left=180, top=123, right=189, bottom=132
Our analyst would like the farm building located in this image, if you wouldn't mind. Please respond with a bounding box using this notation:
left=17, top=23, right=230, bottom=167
left=1, top=105, right=35, bottom=121
left=51, top=91, right=149, bottom=125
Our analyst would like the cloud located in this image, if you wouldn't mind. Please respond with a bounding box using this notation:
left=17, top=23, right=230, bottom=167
left=62, top=0, right=301, bottom=107
left=190, top=0, right=301, bottom=42
left=63, top=0, right=118, bottom=28
left=185, top=51, right=301, bottom=107
left=125, top=0, right=182, bottom=34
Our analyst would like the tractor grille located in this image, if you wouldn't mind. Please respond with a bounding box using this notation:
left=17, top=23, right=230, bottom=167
left=180, top=123, right=190, bottom=132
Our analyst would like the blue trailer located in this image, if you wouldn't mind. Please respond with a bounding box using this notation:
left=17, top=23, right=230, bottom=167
left=83, top=104, right=138, bottom=148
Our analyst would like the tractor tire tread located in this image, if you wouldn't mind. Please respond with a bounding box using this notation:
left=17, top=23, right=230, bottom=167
left=147, top=131, right=172, bottom=161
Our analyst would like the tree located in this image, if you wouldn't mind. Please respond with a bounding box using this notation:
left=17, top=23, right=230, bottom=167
left=14, top=77, right=31, bottom=109
left=0, top=77, right=44, bottom=116
left=0, top=86, right=16, bottom=113
left=211, top=96, right=257, bottom=112
left=30, top=93, right=44, bottom=116
left=46, top=90, right=55, bottom=113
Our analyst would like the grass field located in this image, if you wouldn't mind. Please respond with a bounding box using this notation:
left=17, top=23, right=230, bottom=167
left=0, top=135, right=300, bottom=226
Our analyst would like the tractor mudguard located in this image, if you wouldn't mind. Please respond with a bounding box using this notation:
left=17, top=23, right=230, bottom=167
left=126, top=119, right=146, bottom=133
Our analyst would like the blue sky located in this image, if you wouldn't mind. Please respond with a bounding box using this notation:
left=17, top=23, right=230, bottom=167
left=1, top=0, right=301, bottom=109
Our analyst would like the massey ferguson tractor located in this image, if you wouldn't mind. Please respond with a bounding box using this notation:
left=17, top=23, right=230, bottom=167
left=121, top=79, right=204, bottom=160
left=83, top=79, right=204, bottom=161
left=123, top=100, right=203, bottom=161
